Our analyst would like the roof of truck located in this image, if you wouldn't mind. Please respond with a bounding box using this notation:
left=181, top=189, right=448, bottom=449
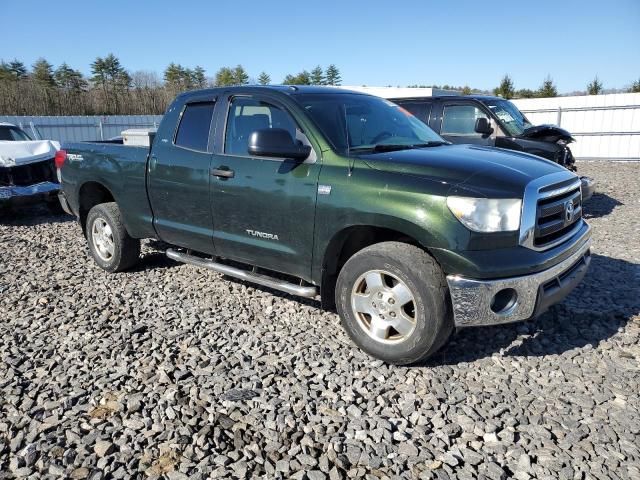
left=391, top=94, right=504, bottom=102
left=176, top=85, right=373, bottom=100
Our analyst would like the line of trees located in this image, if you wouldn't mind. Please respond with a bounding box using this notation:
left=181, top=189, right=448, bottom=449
left=1, top=54, right=638, bottom=115
left=0, top=55, right=343, bottom=115
left=492, top=74, right=640, bottom=99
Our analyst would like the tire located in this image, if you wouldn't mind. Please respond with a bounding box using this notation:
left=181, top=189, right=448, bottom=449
left=335, top=241, right=452, bottom=365
left=86, top=202, right=140, bottom=272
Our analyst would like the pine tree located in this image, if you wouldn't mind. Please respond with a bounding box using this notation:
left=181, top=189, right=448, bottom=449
left=32, top=59, right=56, bottom=87
left=493, top=74, right=515, bottom=99
left=215, top=67, right=236, bottom=86
left=257, top=72, right=271, bottom=85
left=587, top=76, right=603, bottom=95
left=55, top=63, right=86, bottom=90
left=7, top=59, right=27, bottom=79
left=325, top=64, right=341, bottom=86
left=163, top=63, right=185, bottom=88
left=537, top=75, right=557, bottom=98
left=233, top=65, right=249, bottom=85
left=630, top=78, right=640, bottom=93
left=310, top=65, right=324, bottom=85
left=191, top=66, right=206, bottom=88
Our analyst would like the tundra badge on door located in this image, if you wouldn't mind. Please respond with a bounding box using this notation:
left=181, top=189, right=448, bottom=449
left=246, top=229, right=280, bottom=241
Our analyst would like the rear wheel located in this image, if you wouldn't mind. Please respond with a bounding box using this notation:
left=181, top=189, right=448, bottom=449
left=86, top=202, right=140, bottom=272
left=335, top=241, right=452, bottom=365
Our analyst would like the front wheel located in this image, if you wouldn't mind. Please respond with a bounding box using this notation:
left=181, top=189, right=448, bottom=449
left=335, top=242, right=452, bottom=365
left=86, top=202, right=140, bottom=272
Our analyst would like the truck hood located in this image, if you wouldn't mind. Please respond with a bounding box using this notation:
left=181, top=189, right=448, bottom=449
left=0, top=140, right=61, bottom=167
left=520, top=124, right=575, bottom=143
left=359, top=144, right=567, bottom=197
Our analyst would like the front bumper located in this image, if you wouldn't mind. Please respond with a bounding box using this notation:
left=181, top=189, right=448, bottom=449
left=580, top=176, right=596, bottom=202
left=446, top=227, right=591, bottom=327
left=0, top=181, right=60, bottom=203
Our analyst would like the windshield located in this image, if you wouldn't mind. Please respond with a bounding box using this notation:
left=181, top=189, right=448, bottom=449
left=293, top=93, right=446, bottom=155
left=0, top=126, right=33, bottom=141
left=484, top=99, right=533, bottom=137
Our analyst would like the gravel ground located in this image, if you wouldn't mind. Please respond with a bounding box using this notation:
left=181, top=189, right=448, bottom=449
left=1, top=162, right=639, bottom=480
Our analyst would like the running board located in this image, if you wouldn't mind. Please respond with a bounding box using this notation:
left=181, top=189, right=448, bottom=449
left=166, top=249, right=318, bottom=298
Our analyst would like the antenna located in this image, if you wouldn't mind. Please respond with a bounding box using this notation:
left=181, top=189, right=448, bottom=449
left=344, top=104, right=355, bottom=176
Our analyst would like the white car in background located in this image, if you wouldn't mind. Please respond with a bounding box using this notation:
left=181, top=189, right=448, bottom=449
left=0, top=123, right=62, bottom=211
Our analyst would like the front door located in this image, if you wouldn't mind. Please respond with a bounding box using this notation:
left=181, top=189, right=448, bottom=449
left=209, top=93, right=321, bottom=280
left=437, top=101, right=495, bottom=146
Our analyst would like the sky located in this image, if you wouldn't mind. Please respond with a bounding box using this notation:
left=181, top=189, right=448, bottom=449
left=3, top=0, right=639, bottom=93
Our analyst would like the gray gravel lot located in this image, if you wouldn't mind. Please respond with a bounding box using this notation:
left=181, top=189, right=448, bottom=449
left=1, top=162, right=639, bottom=480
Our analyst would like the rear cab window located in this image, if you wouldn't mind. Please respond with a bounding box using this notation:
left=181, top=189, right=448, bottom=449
left=174, top=102, right=215, bottom=151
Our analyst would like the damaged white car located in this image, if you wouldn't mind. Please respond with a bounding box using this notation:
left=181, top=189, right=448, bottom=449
left=0, top=123, right=62, bottom=211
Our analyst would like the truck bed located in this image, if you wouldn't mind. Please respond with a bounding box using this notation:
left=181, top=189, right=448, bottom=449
left=61, top=142, right=156, bottom=238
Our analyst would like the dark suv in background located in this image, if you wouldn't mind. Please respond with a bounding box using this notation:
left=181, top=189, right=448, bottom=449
left=392, top=95, right=595, bottom=201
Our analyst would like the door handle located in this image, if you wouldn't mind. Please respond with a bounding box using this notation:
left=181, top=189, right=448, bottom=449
left=211, top=167, right=235, bottom=178
left=148, top=154, right=158, bottom=171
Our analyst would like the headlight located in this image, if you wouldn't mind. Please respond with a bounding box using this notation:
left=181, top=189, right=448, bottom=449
left=447, top=196, right=522, bottom=232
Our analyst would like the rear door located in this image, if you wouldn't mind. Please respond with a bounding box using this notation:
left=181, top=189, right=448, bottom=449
left=209, top=92, right=321, bottom=280
left=434, top=100, right=496, bottom=146
left=147, top=97, right=217, bottom=254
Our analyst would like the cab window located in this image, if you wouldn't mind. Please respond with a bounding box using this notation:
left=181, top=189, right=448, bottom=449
left=174, top=102, right=215, bottom=151
left=441, top=105, right=489, bottom=135
left=224, top=97, right=297, bottom=156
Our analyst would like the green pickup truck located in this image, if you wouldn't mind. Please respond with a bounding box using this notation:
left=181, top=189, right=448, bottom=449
left=58, top=86, right=591, bottom=364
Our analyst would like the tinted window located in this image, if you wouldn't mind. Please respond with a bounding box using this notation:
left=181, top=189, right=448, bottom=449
left=0, top=126, right=32, bottom=141
left=294, top=94, right=443, bottom=154
left=174, top=102, right=215, bottom=151
left=395, top=101, right=431, bottom=123
left=224, top=97, right=297, bottom=156
left=441, top=104, right=489, bottom=135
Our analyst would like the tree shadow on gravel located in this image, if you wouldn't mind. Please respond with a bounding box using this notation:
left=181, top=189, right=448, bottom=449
left=426, top=253, right=640, bottom=366
left=583, top=192, right=623, bottom=219
left=0, top=204, right=74, bottom=226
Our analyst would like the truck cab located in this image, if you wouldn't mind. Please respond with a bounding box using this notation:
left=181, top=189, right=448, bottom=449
left=392, top=95, right=596, bottom=200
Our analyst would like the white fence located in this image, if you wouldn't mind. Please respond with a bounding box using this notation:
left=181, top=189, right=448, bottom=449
left=0, top=115, right=163, bottom=143
left=2, top=93, right=639, bottom=161
left=512, top=93, right=640, bottom=161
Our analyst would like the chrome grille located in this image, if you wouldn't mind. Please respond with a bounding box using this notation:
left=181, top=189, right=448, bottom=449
left=534, top=183, right=582, bottom=248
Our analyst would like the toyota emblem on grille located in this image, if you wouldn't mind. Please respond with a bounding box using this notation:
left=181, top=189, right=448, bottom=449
left=564, top=201, right=575, bottom=223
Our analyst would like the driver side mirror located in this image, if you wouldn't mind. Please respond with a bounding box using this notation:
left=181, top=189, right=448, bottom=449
left=248, top=128, right=311, bottom=161
left=474, top=117, right=494, bottom=136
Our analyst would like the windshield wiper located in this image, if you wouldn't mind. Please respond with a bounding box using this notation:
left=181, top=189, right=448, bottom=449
left=348, top=141, right=449, bottom=154
left=371, top=141, right=449, bottom=152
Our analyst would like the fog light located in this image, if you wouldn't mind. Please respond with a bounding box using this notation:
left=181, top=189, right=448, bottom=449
left=490, top=288, right=518, bottom=314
